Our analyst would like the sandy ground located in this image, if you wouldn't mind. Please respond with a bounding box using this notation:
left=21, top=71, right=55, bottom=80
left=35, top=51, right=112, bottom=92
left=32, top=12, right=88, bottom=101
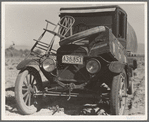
left=5, top=57, right=145, bottom=116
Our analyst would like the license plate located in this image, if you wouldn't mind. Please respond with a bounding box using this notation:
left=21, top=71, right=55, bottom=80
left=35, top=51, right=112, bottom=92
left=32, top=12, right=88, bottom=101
left=62, top=55, right=83, bottom=64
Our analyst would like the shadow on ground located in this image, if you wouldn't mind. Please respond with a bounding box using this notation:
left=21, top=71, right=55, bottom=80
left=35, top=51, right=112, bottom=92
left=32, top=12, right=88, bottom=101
left=5, top=82, right=111, bottom=116
left=5, top=87, right=19, bottom=114
left=39, top=96, right=110, bottom=115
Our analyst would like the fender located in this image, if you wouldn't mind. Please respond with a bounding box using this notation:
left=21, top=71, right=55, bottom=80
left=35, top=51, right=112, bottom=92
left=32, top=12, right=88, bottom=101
left=109, top=61, right=125, bottom=74
left=16, top=58, right=40, bottom=71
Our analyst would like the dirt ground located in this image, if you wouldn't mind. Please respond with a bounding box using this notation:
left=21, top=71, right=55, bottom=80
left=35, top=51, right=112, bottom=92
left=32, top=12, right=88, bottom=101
left=5, top=57, right=145, bottom=116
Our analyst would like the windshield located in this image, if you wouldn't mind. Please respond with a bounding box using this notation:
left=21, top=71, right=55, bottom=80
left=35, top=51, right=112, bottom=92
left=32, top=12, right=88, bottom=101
left=59, top=14, right=113, bottom=46
left=72, top=15, right=112, bottom=34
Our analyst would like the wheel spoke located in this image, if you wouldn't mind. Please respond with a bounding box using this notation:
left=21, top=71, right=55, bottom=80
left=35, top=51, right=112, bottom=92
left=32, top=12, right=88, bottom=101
left=118, top=75, right=125, bottom=115
left=120, top=78, right=124, bottom=88
left=22, top=87, right=28, bottom=91
left=23, top=91, right=28, bottom=98
left=31, top=77, right=35, bottom=86
left=30, top=74, right=32, bottom=84
left=121, top=82, right=123, bottom=89
left=26, top=75, right=29, bottom=86
left=25, top=93, right=29, bottom=104
left=23, top=80, right=28, bottom=87
left=28, top=93, right=31, bottom=106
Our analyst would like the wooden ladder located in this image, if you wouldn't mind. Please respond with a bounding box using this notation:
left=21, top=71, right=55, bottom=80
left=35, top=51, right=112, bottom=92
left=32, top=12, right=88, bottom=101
left=30, top=16, right=75, bottom=58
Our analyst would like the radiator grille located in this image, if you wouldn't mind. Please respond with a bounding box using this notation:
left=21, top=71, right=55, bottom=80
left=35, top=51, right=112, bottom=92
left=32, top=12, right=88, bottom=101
left=57, top=44, right=89, bottom=82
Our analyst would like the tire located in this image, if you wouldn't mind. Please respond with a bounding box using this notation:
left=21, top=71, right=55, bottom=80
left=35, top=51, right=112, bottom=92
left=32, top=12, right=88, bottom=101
left=110, top=70, right=127, bottom=115
left=15, top=67, right=43, bottom=115
left=127, top=79, right=133, bottom=95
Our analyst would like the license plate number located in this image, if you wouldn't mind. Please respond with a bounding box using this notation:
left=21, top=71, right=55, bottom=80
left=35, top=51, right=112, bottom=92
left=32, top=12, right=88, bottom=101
left=62, top=55, right=83, bottom=64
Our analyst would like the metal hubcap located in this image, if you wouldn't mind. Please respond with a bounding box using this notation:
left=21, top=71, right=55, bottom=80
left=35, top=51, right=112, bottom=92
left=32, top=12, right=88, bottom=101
left=28, top=84, right=34, bottom=93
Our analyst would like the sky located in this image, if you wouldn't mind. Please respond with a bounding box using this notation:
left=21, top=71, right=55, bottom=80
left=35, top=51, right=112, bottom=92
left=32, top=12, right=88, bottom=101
left=3, top=2, right=146, bottom=50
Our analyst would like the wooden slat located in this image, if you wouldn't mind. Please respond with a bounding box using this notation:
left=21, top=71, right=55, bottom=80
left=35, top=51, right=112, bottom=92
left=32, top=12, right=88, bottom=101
left=36, top=46, right=47, bottom=51
left=58, top=23, right=68, bottom=28
left=37, top=43, right=48, bottom=48
left=43, top=29, right=64, bottom=38
left=33, top=39, right=49, bottom=46
left=50, top=51, right=56, bottom=55
left=45, top=20, right=56, bottom=26
left=51, top=49, right=56, bottom=52
left=60, top=18, right=67, bottom=36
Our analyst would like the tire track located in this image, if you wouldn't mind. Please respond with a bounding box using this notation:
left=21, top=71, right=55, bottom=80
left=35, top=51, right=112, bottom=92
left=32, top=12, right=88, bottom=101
left=125, top=75, right=145, bottom=115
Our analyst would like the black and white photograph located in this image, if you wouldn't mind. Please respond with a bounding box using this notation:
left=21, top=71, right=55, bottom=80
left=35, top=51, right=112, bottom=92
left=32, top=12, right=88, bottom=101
left=2, top=2, right=147, bottom=120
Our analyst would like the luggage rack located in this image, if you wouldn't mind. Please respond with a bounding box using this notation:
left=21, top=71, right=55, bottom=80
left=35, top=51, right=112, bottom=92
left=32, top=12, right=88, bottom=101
left=30, top=16, right=75, bottom=58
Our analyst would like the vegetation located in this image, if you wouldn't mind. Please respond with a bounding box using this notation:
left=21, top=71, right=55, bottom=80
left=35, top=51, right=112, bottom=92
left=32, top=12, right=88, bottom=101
left=5, top=46, right=43, bottom=57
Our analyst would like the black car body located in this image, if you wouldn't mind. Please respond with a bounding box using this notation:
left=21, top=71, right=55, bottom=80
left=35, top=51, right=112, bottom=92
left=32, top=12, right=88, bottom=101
left=15, top=5, right=137, bottom=115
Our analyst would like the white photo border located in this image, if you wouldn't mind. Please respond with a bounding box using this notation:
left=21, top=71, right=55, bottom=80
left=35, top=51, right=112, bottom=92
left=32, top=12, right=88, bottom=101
left=1, top=1, right=148, bottom=120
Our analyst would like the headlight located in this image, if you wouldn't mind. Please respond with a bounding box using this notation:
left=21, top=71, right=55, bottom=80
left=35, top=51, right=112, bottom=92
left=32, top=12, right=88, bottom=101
left=109, top=61, right=125, bottom=73
left=86, top=59, right=101, bottom=74
left=42, top=58, right=56, bottom=72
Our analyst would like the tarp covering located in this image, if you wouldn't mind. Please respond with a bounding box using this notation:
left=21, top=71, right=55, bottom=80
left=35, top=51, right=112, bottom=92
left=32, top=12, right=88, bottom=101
left=127, top=23, right=138, bottom=52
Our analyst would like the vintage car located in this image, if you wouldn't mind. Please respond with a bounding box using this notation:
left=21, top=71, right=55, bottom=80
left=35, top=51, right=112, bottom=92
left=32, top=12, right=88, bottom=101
left=15, top=5, right=137, bottom=115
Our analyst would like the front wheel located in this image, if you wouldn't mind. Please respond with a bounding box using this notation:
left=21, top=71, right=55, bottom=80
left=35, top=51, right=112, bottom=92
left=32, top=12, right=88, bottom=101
left=15, top=67, right=43, bottom=115
left=110, top=70, right=127, bottom=115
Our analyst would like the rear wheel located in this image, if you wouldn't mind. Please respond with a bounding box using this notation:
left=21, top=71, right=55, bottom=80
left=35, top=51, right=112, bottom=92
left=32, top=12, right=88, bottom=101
left=110, top=70, right=127, bottom=115
left=15, top=67, right=42, bottom=115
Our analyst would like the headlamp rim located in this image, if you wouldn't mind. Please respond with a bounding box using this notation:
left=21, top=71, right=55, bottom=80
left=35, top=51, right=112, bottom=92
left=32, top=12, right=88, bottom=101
left=42, top=58, right=56, bottom=72
left=86, top=58, right=101, bottom=74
